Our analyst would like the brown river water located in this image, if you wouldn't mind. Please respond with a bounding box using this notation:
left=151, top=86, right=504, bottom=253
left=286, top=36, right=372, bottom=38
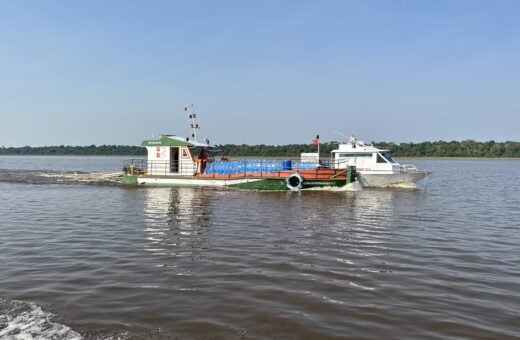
left=0, top=156, right=519, bottom=339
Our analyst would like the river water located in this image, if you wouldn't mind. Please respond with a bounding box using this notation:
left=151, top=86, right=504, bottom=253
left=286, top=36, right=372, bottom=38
left=0, top=156, right=519, bottom=339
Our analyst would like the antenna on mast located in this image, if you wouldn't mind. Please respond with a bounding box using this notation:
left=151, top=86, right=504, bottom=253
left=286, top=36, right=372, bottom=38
left=333, top=130, right=350, bottom=142
left=184, top=104, right=200, bottom=142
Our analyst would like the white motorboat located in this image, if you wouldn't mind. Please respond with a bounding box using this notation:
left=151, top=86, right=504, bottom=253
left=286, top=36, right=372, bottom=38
left=331, top=136, right=430, bottom=188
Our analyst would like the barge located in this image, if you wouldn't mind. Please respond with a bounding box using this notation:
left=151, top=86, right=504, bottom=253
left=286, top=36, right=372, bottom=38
left=123, top=107, right=359, bottom=191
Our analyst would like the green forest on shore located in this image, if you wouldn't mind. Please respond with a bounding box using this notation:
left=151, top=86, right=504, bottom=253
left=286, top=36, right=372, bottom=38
left=1, top=140, right=520, bottom=158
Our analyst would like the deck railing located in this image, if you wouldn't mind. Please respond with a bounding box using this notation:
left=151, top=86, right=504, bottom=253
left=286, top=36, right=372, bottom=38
left=124, top=158, right=354, bottom=177
left=123, top=159, right=196, bottom=177
left=400, top=164, right=419, bottom=173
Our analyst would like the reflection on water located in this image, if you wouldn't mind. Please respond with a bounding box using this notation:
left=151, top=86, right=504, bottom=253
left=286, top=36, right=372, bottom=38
left=143, top=187, right=211, bottom=258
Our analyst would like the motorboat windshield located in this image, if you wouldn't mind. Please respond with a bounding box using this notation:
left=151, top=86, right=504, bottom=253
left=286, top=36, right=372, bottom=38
left=379, top=152, right=398, bottom=164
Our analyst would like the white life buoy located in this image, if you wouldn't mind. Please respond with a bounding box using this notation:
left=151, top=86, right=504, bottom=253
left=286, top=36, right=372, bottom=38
left=286, top=173, right=304, bottom=191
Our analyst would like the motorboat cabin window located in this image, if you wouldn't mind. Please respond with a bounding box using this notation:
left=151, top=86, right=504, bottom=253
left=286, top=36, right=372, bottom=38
left=376, top=153, right=393, bottom=164
left=337, top=153, right=372, bottom=158
left=381, top=152, right=397, bottom=163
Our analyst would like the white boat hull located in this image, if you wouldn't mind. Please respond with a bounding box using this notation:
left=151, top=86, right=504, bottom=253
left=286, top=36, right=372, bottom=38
left=137, top=176, right=262, bottom=187
left=357, top=171, right=430, bottom=188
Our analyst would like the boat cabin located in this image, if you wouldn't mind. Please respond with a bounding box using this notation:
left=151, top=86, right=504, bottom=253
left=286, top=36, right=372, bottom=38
left=142, top=135, right=214, bottom=176
left=331, top=138, right=401, bottom=174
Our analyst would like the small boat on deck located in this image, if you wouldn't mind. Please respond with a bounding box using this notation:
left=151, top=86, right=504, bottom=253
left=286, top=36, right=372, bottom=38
left=331, top=136, right=431, bottom=187
left=122, top=107, right=359, bottom=191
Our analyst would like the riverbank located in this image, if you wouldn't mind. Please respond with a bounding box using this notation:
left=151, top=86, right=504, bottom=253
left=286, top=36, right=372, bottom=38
left=2, top=140, right=520, bottom=158
left=397, top=156, right=520, bottom=160
left=1, top=154, right=519, bottom=160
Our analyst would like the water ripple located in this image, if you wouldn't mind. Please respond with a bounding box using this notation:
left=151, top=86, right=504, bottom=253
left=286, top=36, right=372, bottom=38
left=1, top=158, right=519, bottom=338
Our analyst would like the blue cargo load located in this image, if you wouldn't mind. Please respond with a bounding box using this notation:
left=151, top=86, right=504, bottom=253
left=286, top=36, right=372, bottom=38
left=204, top=160, right=317, bottom=175
left=205, top=160, right=284, bottom=174
left=282, top=160, right=292, bottom=170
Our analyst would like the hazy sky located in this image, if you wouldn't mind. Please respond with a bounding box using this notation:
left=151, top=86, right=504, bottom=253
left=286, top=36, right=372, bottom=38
left=1, top=0, right=519, bottom=146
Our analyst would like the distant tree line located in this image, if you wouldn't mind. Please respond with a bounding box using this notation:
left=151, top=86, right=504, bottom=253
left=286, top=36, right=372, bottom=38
left=375, top=140, right=520, bottom=158
left=215, top=140, right=520, bottom=158
left=214, top=142, right=337, bottom=157
left=0, top=145, right=146, bottom=156
left=1, top=140, right=519, bottom=158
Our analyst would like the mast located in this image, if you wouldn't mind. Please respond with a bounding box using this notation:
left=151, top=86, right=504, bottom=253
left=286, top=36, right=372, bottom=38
left=184, top=104, right=199, bottom=142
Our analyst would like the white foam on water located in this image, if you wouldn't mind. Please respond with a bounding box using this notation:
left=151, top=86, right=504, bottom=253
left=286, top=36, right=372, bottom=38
left=0, top=300, right=82, bottom=340
left=385, top=182, right=417, bottom=189
left=36, top=171, right=123, bottom=184
left=303, top=181, right=364, bottom=192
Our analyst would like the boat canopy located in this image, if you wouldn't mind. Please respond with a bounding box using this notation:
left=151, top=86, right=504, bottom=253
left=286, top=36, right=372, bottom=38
left=141, top=135, right=214, bottom=148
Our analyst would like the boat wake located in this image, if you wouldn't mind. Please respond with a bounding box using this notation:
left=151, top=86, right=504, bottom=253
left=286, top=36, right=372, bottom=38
left=384, top=182, right=418, bottom=189
left=0, top=169, right=123, bottom=185
left=0, top=299, right=81, bottom=340
left=304, top=182, right=363, bottom=192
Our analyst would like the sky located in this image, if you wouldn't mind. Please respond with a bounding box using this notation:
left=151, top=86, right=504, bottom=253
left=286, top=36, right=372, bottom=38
left=0, top=0, right=519, bottom=146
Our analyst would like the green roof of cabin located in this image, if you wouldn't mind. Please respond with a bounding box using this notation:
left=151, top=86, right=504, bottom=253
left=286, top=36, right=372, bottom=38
left=141, top=137, right=192, bottom=147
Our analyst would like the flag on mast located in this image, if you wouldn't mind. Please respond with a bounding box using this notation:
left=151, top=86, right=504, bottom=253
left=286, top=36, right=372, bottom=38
left=312, top=135, right=319, bottom=145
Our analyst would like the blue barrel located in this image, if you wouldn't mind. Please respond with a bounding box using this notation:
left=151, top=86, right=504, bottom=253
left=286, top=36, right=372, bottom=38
left=282, top=160, right=292, bottom=170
